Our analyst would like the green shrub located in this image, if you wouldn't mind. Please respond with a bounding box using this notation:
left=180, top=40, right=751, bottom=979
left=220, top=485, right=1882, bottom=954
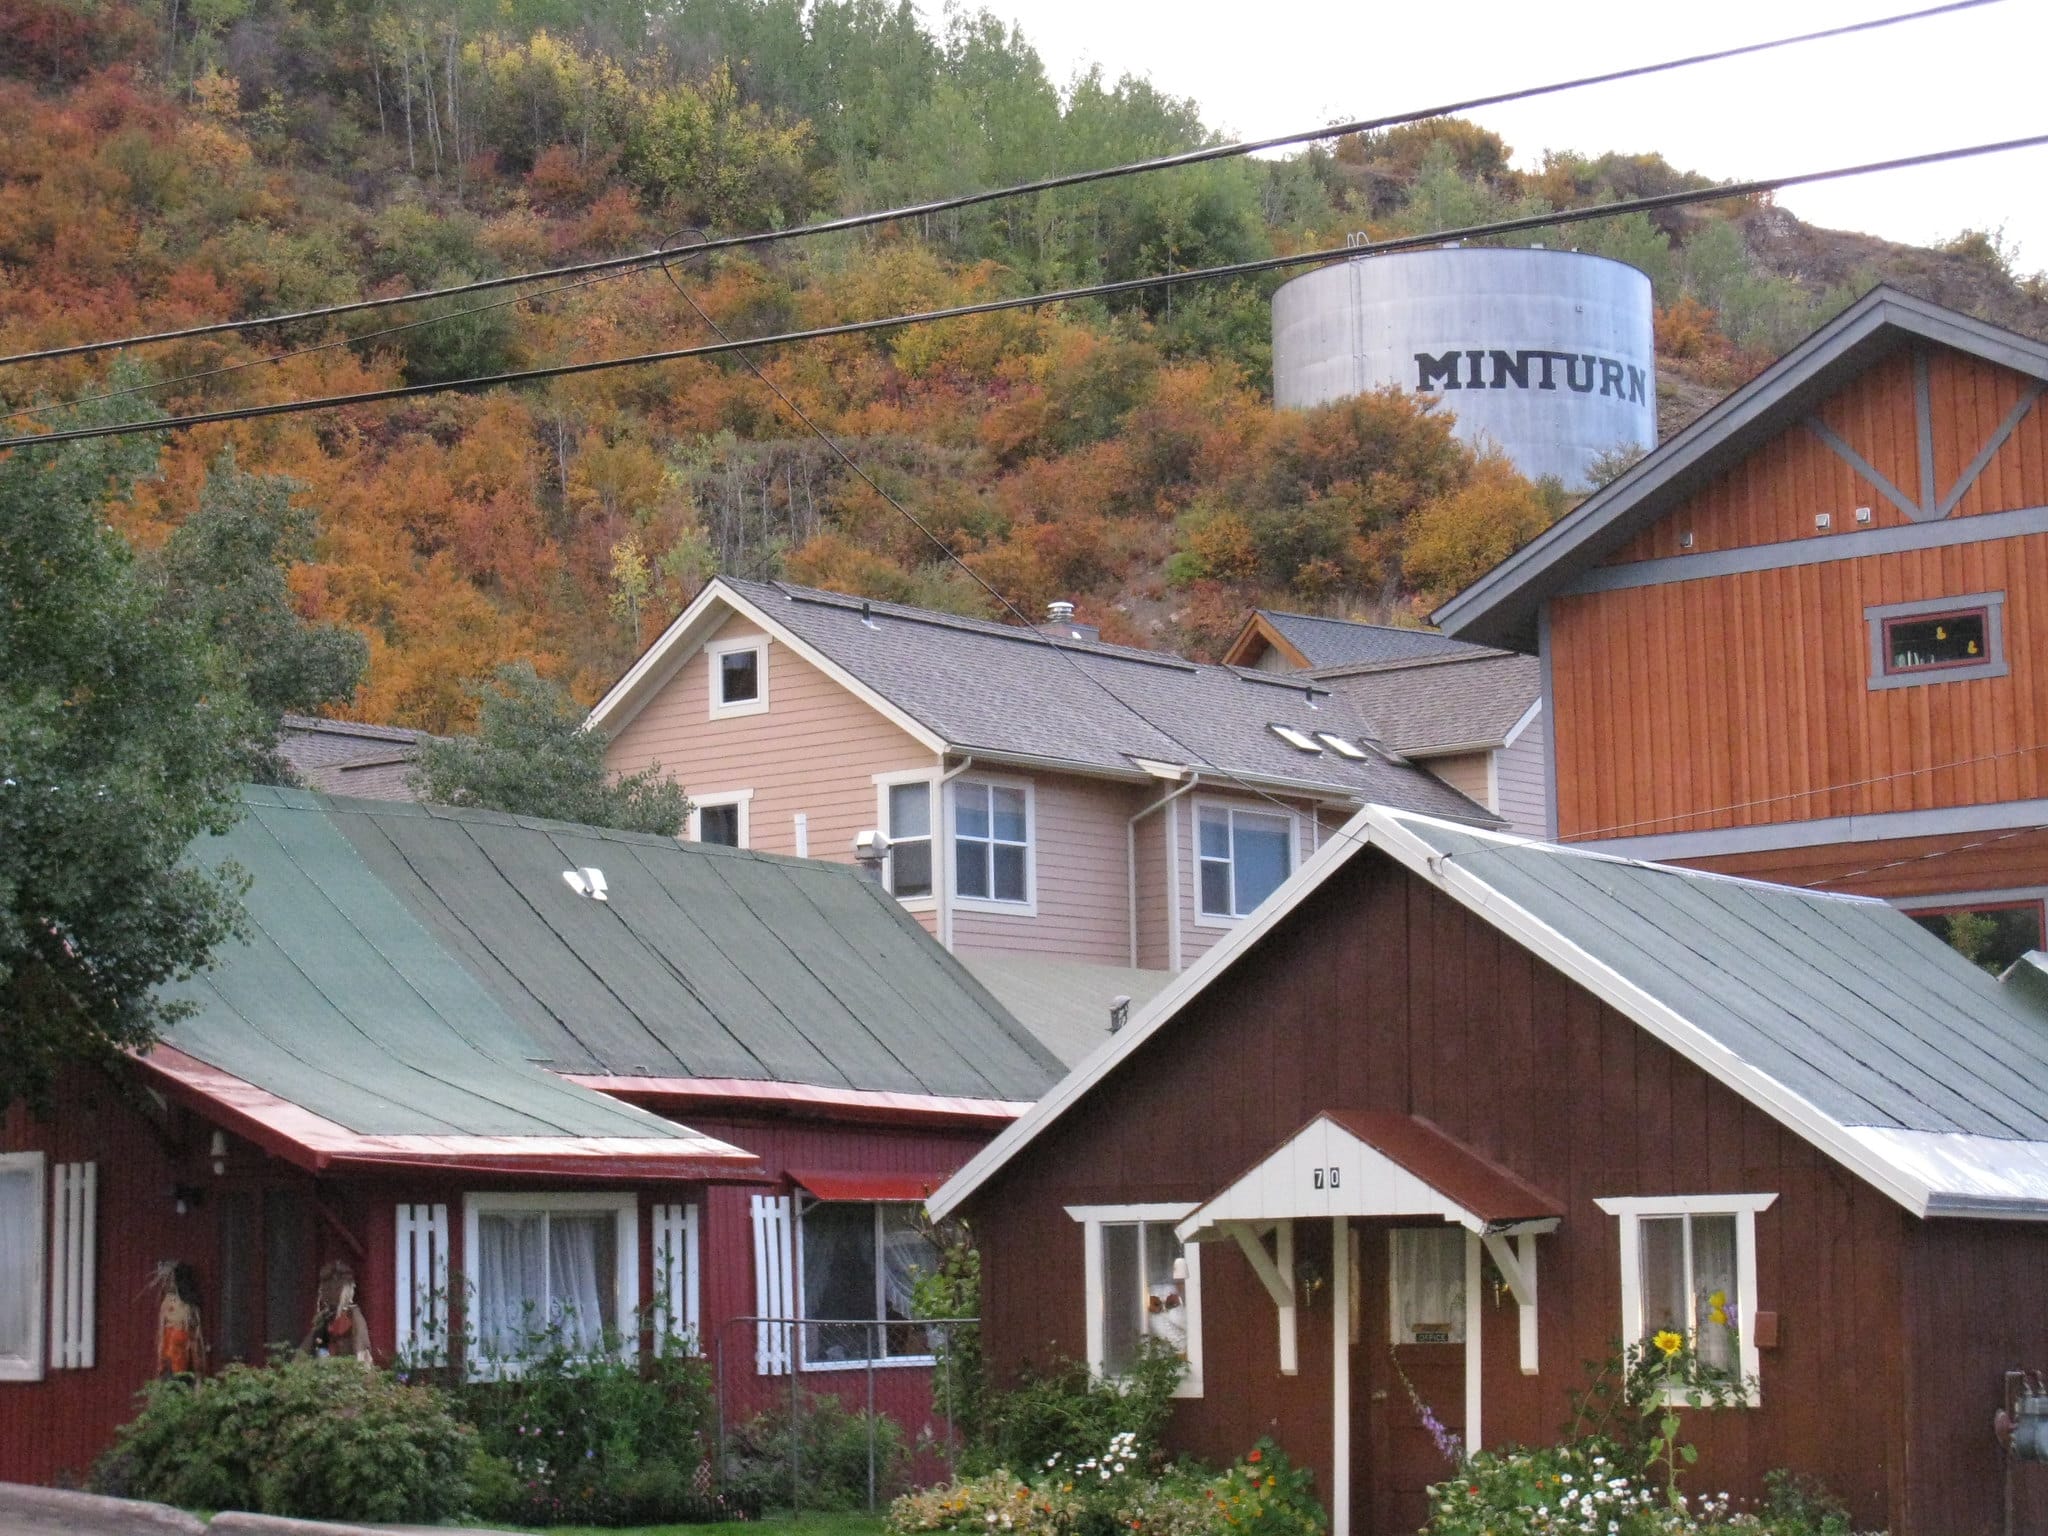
left=1205, top=1440, right=1326, bottom=1536
left=95, top=1357, right=471, bottom=1522
left=977, top=1341, right=1184, bottom=1475
left=725, top=1389, right=908, bottom=1511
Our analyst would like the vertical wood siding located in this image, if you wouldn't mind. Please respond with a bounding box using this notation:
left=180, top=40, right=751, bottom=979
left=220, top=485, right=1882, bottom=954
left=1551, top=531, right=2048, bottom=841
left=606, top=615, right=939, bottom=865
left=950, top=773, right=1146, bottom=963
left=962, top=852, right=1991, bottom=1534
left=1603, top=350, right=2048, bottom=564
left=1686, top=825, right=2048, bottom=900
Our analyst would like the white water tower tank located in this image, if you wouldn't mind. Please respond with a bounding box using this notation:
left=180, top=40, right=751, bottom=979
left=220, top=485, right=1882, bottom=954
left=1272, top=246, right=1656, bottom=489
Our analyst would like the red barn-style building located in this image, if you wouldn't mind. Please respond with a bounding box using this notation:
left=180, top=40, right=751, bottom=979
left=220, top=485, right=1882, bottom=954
left=934, top=805, right=2048, bottom=1536
left=1, top=789, right=1061, bottom=1486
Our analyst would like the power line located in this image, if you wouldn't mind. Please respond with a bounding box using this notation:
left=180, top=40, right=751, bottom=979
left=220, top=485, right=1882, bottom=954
left=1809, top=822, right=2048, bottom=889
left=7, top=128, right=2046, bottom=454
left=652, top=233, right=1364, bottom=835
left=0, top=0, right=2002, bottom=372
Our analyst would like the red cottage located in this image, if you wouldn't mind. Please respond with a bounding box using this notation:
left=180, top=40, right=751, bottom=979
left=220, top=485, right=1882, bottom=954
left=2, top=788, right=1062, bottom=1486
left=933, top=805, right=2048, bottom=1536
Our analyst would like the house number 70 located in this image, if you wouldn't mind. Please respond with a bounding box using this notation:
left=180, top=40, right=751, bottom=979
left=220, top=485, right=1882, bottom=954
left=1312, top=1167, right=1342, bottom=1189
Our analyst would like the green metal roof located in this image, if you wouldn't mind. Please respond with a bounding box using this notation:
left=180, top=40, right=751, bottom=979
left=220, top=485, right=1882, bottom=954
left=321, top=795, right=1064, bottom=1102
left=161, top=788, right=726, bottom=1145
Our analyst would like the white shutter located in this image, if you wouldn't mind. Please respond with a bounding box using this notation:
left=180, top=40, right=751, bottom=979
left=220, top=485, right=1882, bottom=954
left=750, top=1193, right=793, bottom=1375
left=394, top=1202, right=450, bottom=1364
left=652, top=1202, right=701, bottom=1354
left=47, top=1162, right=95, bottom=1370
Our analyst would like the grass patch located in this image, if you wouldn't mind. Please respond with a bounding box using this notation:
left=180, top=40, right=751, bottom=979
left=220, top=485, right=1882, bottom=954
left=489, top=1511, right=890, bottom=1536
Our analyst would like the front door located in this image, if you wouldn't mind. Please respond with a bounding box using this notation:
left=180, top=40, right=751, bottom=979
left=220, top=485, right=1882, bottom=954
left=1360, top=1226, right=1467, bottom=1534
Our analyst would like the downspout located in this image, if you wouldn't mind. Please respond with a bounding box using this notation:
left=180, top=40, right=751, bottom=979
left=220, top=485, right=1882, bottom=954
left=936, top=755, right=974, bottom=951
left=1127, top=774, right=1200, bottom=969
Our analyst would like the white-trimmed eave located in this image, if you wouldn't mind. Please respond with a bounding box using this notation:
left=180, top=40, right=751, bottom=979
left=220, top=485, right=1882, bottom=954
left=1364, top=808, right=1948, bottom=1220
left=933, top=798, right=2039, bottom=1225
left=584, top=578, right=949, bottom=753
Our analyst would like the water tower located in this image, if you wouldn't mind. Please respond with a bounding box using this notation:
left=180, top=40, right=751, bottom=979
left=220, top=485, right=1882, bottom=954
left=1272, top=246, right=1657, bottom=488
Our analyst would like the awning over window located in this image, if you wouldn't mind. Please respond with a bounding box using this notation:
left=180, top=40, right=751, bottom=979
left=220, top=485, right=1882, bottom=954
left=788, top=1169, right=945, bottom=1203
left=1177, top=1110, right=1563, bottom=1243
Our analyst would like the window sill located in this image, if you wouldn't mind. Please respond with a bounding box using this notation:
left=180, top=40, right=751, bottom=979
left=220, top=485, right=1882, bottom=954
left=1191, top=909, right=1243, bottom=931
left=952, top=895, right=1037, bottom=917
left=709, top=699, right=770, bottom=720
left=892, top=894, right=937, bottom=913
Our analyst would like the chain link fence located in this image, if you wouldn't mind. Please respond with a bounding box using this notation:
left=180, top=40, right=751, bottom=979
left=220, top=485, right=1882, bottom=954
left=712, top=1315, right=979, bottom=1513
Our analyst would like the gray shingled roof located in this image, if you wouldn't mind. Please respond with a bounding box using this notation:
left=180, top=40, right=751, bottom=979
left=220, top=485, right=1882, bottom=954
left=1403, top=817, right=2048, bottom=1141
left=327, top=793, right=1065, bottom=1103
left=723, top=579, right=1495, bottom=820
left=162, top=789, right=744, bottom=1147
left=1256, top=610, right=1499, bottom=669
left=1313, top=652, right=1540, bottom=755
left=960, top=954, right=1175, bottom=1068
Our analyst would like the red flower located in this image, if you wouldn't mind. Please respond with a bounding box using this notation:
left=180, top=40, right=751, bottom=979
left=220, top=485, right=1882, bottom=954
left=1247, top=1450, right=1262, bottom=1464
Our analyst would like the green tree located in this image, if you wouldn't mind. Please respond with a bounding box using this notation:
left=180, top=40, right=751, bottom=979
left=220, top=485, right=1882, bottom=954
left=414, top=661, right=690, bottom=833
left=1, top=423, right=256, bottom=1111
left=153, top=452, right=368, bottom=782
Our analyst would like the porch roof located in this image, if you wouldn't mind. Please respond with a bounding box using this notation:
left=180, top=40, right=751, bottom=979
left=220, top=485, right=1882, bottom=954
left=1177, top=1110, right=1564, bottom=1243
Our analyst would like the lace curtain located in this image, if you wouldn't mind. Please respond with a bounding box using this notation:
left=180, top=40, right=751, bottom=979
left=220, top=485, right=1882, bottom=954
left=1390, top=1227, right=1466, bottom=1344
left=0, top=1166, right=33, bottom=1362
left=474, top=1209, right=614, bottom=1360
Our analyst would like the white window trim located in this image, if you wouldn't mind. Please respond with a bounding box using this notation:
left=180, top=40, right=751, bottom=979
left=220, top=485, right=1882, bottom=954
left=707, top=635, right=771, bottom=719
left=687, top=788, right=754, bottom=848
left=461, top=1191, right=641, bottom=1375
left=874, top=769, right=941, bottom=914
left=950, top=775, right=1037, bottom=916
left=794, top=1196, right=936, bottom=1372
left=1192, top=797, right=1300, bottom=929
left=0, top=1151, right=47, bottom=1382
left=1065, top=1202, right=1203, bottom=1399
left=1595, top=1193, right=1776, bottom=1407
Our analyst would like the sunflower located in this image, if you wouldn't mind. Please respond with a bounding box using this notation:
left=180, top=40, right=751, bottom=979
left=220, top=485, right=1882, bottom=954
left=1652, top=1329, right=1684, bottom=1357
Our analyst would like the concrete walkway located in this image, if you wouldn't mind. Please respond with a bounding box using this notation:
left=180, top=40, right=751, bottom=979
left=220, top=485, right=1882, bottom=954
left=0, top=1489, right=528, bottom=1536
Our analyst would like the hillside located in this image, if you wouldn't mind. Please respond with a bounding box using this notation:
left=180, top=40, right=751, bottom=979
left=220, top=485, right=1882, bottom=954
left=2, top=0, right=2044, bottom=730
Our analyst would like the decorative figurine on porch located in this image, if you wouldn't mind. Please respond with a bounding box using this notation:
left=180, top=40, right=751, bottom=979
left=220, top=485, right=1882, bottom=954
left=1145, top=1257, right=1189, bottom=1353
left=301, top=1259, right=374, bottom=1365
left=152, top=1261, right=207, bottom=1379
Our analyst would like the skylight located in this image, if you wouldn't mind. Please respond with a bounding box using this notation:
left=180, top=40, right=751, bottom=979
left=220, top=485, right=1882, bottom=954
left=1317, top=733, right=1369, bottom=760
left=1269, top=724, right=1323, bottom=753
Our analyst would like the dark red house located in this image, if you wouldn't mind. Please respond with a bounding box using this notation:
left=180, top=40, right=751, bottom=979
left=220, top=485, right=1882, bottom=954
left=1, top=788, right=1061, bottom=1486
left=933, top=804, right=2048, bottom=1536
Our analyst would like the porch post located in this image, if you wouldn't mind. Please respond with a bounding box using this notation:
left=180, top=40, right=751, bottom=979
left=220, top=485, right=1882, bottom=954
left=1331, top=1215, right=1350, bottom=1536
left=1464, top=1229, right=1482, bottom=1455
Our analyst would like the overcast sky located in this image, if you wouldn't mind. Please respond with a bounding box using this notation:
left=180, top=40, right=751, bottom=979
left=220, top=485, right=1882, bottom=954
left=916, top=0, right=2048, bottom=269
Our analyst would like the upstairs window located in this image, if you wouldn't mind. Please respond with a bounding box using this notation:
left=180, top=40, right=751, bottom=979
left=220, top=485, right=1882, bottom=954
left=1867, top=593, right=2006, bottom=691
left=708, top=637, right=770, bottom=718
left=1197, top=803, right=1295, bottom=921
left=953, top=780, right=1031, bottom=908
left=884, top=780, right=934, bottom=899
left=688, top=790, right=751, bottom=848
left=1885, top=609, right=1986, bottom=673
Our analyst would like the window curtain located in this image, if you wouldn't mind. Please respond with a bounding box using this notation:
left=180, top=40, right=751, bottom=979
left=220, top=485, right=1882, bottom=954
left=0, top=1167, right=34, bottom=1361
left=801, top=1202, right=875, bottom=1362
left=1390, top=1227, right=1466, bottom=1344
left=549, top=1214, right=614, bottom=1353
left=1690, top=1215, right=1739, bottom=1372
left=880, top=1206, right=937, bottom=1357
left=475, top=1213, right=548, bottom=1360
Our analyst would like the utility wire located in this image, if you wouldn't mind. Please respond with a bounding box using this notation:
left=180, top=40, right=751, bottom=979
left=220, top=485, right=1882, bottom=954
left=0, top=0, right=2003, bottom=372
left=1808, top=822, right=2048, bottom=889
left=7, top=128, right=2046, bottom=454
left=0, top=265, right=629, bottom=427
left=651, top=233, right=1431, bottom=841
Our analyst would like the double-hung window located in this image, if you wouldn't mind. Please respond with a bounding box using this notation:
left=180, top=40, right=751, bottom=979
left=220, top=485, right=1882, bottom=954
left=1596, top=1194, right=1775, bottom=1403
left=1067, top=1203, right=1202, bottom=1397
left=465, top=1193, right=639, bottom=1369
left=953, top=780, right=1031, bottom=907
left=1196, top=802, right=1294, bottom=920
left=0, top=1152, right=46, bottom=1381
left=880, top=777, right=935, bottom=900
left=798, top=1200, right=938, bottom=1366
left=708, top=636, right=770, bottom=718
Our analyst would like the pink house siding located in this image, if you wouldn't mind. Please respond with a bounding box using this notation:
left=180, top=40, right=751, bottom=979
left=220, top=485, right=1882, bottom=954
left=1133, top=804, right=1171, bottom=969
left=949, top=772, right=1144, bottom=964
left=606, top=616, right=940, bottom=878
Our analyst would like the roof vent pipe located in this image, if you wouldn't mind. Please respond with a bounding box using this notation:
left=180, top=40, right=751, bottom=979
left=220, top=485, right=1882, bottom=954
left=1047, top=600, right=1075, bottom=624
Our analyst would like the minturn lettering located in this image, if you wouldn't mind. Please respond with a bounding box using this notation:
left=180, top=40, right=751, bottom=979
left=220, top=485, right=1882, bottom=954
left=1413, top=348, right=1648, bottom=404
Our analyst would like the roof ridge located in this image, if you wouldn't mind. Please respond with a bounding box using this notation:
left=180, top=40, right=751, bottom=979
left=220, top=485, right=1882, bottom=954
left=1308, top=649, right=1524, bottom=680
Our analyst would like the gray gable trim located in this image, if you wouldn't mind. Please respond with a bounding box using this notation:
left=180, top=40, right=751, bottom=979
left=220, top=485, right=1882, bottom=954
left=1563, top=501, right=2048, bottom=596
left=1804, top=413, right=1923, bottom=521
left=1578, top=794, right=2048, bottom=861
left=1432, top=288, right=2048, bottom=649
